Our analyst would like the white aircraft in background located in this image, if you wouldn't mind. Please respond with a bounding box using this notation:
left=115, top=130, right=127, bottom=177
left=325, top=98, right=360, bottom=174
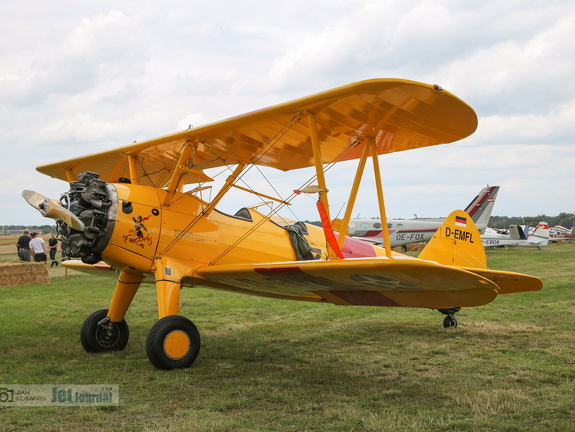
left=482, top=222, right=550, bottom=248
left=549, top=225, right=575, bottom=243
left=347, top=185, right=499, bottom=248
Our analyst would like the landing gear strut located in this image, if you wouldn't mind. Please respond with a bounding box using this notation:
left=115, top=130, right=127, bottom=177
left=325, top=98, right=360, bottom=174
left=438, top=307, right=461, bottom=328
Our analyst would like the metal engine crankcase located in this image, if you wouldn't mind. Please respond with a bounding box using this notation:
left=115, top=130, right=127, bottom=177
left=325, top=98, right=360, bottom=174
left=57, top=171, right=117, bottom=264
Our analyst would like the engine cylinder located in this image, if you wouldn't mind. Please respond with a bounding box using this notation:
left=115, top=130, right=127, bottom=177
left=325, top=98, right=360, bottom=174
left=57, top=172, right=117, bottom=264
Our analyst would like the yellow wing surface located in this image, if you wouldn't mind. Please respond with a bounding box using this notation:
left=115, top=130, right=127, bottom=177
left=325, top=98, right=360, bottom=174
left=193, top=210, right=538, bottom=308
left=61, top=256, right=497, bottom=308
left=193, top=209, right=540, bottom=308
left=36, top=79, right=477, bottom=187
left=194, top=257, right=498, bottom=309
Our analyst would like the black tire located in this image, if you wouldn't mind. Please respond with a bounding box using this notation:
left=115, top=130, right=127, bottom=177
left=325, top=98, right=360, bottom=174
left=80, top=309, right=129, bottom=353
left=146, top=315, right=201, bottom=370
left=443, top=315, right=458, bottom=329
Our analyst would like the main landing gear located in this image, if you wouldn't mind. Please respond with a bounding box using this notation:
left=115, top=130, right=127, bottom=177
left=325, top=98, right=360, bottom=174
left=80, top=311, right=201, bottom=370
left=146, top=315, right=201, bottom=370
left=438, top=307, right=461, bottom=328
left=80, top=309, right=129, bottom=352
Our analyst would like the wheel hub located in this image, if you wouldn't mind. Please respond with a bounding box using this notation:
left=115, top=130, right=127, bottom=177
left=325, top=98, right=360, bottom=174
left=163, top=330, right=191, bottom=360
left=95, top=323, right=121, bottom=348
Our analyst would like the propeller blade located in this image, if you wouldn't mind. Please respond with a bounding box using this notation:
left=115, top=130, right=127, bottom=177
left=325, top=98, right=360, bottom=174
left=22, top=190, right=85, bottom=231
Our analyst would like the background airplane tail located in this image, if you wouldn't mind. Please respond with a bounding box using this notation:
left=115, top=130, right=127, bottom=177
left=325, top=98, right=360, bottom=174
left=508, top=224, right=528, bottom=240
left=419, top=210, right=487, bottom=269
left=464, top=185, right=499, bottom=233
left=528, top=222, right=550, bottom=246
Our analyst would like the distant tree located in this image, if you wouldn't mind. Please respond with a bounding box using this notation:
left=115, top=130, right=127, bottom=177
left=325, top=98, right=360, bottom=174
left=556, top=212, right=575, bottom=228
left=0, top=224, right=57, bottom=234
left=488, top=213, right=574, bottom=229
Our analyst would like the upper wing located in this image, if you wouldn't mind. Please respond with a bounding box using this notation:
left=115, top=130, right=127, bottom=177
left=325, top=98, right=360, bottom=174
left=195, top=256, right=498, bottom=309
left=37, top=78, right=477, bottom=187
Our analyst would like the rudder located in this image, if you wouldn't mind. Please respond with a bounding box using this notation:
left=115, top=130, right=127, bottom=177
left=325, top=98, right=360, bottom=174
left=419, top=210, right=487, bottom=269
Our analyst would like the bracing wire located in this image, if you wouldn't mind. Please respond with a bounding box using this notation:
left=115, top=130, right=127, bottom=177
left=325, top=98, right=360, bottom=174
left=158, top=114, right=303, bottom=258
left=159, top=113, right=377, bottom=261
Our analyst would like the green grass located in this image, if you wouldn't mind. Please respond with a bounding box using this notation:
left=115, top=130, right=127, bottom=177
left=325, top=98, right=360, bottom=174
left=1, top=244, right=574, bottom=431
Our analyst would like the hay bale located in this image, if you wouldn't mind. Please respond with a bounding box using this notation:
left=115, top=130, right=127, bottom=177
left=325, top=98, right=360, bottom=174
left=0, top=262, right=49, bottom=287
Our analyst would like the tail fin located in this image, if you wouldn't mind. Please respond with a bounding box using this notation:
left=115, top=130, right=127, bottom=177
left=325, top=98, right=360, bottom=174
left=508, top=224, right=528, bottom=240
left=528, top=222, right=550, bottom=246
left=464, top=185, right=499, bottom=234
left=419, top=210, right=487, bottom=269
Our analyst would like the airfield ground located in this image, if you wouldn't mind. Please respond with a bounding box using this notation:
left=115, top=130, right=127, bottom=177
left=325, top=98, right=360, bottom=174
left=0, top=240, right=574, bottom=431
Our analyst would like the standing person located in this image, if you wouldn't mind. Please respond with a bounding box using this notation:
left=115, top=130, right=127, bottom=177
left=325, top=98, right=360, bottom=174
left=29, top=232, right=47, bottom=263
left=48, top=233, right=59, bottom=267
left=16, top=229, right=32, bottom=262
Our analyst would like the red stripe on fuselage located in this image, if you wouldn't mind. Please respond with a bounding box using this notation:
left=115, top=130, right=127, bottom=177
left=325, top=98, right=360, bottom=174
left=336, top=234, right=378, bottom=257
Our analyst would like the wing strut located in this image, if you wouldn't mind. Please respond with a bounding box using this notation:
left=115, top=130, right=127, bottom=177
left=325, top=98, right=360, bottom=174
left=128, top=155, right=139, bottom=185
left=65, top=168, right=76, bottom=182
left=336, top=141, right=372, bottom=247
left=158, top=162, right=247, bottom=258
left=370, top=140, right=392, bottom=258
left=162, top=141, right=196, bottom=206
left=306, top=111, right=340, bottom=259
left=306, top=112, right=329, bottom=216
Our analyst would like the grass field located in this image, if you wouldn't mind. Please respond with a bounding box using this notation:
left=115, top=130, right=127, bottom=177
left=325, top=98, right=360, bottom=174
left=0, top=243, right=574, bottom=431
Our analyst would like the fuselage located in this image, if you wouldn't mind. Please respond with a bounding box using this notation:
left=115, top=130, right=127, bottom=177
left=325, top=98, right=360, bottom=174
left=549, top=226, right=575, bottom=243
left=347, top=218, right=441, bottom=247
left=482, top=223, right=549, bottom=248
left=60, top=176, right=388, bottom=279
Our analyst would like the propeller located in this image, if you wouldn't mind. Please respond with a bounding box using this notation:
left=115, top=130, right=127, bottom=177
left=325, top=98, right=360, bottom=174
left=22, top=189, right=85, bottom=231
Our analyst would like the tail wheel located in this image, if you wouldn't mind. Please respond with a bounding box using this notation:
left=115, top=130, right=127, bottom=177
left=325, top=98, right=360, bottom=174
left=146, top=315, right=201, bottom=370
left=443, top=315, right=458, bottom=328
left=438, top=307, right=460, bottom=329
left=80, top=309, right=129, bottom=352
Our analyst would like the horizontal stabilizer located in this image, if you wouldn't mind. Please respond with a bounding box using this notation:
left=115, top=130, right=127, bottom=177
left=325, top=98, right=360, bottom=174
left=460, top=268, right=542, bottom=294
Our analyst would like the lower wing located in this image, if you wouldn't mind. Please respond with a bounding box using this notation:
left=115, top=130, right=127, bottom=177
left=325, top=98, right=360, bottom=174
left=195, top=257, right=500, bottom=309
left=63, top=256, right=541, bottom=309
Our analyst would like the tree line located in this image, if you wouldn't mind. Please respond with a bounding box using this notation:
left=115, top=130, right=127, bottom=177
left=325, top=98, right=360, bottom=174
left=487, top=213, right=574, bottom=229
left=2, top=212, right=574, bottom=234
left=1, top=225, right=56, bottom=234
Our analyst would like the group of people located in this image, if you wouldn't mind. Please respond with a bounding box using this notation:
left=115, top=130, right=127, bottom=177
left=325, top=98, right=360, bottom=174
left=16, top=230, right=60, bottom=266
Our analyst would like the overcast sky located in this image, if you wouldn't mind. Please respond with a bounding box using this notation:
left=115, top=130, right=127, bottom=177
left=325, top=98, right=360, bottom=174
left=1, top=0, right=574, bottom=226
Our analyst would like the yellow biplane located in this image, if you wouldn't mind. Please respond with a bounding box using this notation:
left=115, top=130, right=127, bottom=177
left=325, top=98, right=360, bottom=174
left=23, top=79, right=542, bottom=370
